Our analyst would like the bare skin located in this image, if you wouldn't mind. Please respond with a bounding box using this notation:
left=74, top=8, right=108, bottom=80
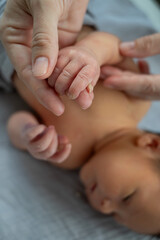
left=102, top=33, right=160, bottom=100
left=7, top=28, right=160, bottom=234
left=0, top=0, right=89, bottom=115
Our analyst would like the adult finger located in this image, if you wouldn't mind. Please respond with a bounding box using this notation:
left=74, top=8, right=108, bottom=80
left=120, top=33, right=160, bottom=58
left=0, top=1, right=64, bottom=115
left=31, top=0, right=61, bottom=79
left=101, top=60, right=150, bottom=77
left=20, top=63, right=65, bottom=116
left=76, top=90, right=94, bottom=109
left=103, top=72, right=160, bottom=100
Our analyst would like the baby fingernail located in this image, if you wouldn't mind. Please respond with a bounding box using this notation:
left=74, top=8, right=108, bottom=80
left=67, top=92, right=75, bottom=100
left=32, top=57, right=49, bottom=77
left=86, top=84, right=93, bottom=93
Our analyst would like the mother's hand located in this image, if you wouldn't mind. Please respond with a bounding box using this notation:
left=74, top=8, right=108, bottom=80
left=0, top=0, right=89, bottom=115
left=101, top=33, right=160, bottom=99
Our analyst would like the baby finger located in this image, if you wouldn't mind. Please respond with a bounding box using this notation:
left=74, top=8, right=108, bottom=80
left=76, top=89, right=94, bottom=110
left=49, top=143, right=72, bottom=163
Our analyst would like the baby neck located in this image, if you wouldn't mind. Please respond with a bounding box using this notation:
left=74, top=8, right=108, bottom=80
left=94, top=125, right=138, bottom=153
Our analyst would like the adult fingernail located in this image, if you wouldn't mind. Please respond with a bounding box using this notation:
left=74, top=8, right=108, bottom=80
left=32, top=57, right=49, bottom=77
left=120, top=41, right=135, bottom=50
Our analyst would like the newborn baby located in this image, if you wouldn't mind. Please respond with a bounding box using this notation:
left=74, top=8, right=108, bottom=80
left=7, top=26, right=160, bottom=235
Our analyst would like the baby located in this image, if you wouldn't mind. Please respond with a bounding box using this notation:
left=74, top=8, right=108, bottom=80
left=7, top=26, right=160, bottom=235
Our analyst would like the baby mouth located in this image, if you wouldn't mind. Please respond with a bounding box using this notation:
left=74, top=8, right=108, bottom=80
left=85, top=182, right=97, bottom=196
left=90, top=183, right=97, bottom=193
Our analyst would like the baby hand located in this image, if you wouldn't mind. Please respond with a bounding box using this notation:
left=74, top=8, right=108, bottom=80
left=22, top=124, right=71, bottom=163
left=48, top=46, right=100, bottom=109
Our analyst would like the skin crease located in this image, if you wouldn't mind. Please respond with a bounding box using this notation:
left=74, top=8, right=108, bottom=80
left=7, top=27, right=160, bottom=234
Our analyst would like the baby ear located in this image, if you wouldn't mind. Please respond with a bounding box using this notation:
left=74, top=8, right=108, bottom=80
left=137, top=133, right=160, bottom=152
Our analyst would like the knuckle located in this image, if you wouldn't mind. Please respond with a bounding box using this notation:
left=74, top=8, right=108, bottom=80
left=92, top=61, right=100, bottom=77
left=25, top=131, right=33, bottom=141
left=141, top=77, right=155, bottom=95
left=78, top=52, right=91, bottom=63
left=32, top=0, right=53, bottom=12
left=138, top=36, right=154, bottom=53
left=0, top=17, right=9, bottom=39
left=145, top=77, right=160, bottom=98
left=61, top=68, right=72, bottom=79
left=33, top=144, right=44, bottom=152
left=54, top=67, right=60, bottom=74
left=85, top=64, right=98, bottom=80
left=59, top=47, right=76, bottom=58
left=45, top=149, right=54, bottom=158
left=48, top=148, right=57, bottom=158
left=67, top=47, right=78, bottom=56
left=57, top=55, right=69, bottom=68
left=0, top=26, right=19, bottom=45
left=78, top=70, right=90, bottom=83
left=32, top=32, right=52, bottom=49
left=0, top=26, right=10, bottom=43
left=40, top=150, right=51, bottom=160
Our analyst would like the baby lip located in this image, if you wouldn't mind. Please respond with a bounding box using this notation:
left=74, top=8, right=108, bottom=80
left=85, top=183, right=97, bottom=197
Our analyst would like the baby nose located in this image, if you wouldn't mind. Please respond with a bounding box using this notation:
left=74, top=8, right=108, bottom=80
left=101, top=199, right=118, bottom=214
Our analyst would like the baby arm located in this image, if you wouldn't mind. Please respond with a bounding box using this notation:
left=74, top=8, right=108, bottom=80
left=48, top=29, right=124, bottom=109
left=7, top=72, right=71, bottom=164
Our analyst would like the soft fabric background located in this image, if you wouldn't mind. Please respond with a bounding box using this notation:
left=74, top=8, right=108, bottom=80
left=0, top=0, right=160, bottom=239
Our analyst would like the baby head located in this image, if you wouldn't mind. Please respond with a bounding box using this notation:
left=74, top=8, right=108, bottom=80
left=80, top=128, right=160, bottom=234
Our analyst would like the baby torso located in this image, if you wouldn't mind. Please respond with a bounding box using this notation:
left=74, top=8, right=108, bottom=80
left=15, top=77, right=150, bottom=169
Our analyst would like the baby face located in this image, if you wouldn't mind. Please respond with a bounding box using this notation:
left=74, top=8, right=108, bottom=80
left=80, top=129, right=160, bottom=234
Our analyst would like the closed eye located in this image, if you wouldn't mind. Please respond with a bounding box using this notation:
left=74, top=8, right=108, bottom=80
left=90, top=183, right=97, bottom=193
left=122, top=190, right=136, bottom=203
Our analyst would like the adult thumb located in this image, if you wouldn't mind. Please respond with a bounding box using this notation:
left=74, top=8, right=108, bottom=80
left=31, top=0, right=60, bottom=79
left=120, top=33, right=160, bottom=58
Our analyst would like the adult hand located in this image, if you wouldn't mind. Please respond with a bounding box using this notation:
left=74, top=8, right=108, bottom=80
left=101, top=33, right=160, bottom=100
left=0, top=0, right=89, bottom=115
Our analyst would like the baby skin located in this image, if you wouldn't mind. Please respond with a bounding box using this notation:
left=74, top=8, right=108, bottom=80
left=7, top=27, right=160, bottom=234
